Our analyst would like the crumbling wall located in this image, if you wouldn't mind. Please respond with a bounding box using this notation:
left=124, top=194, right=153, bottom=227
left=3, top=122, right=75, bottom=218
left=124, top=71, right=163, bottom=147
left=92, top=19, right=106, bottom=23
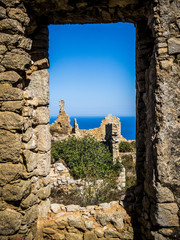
left=0, top=0, right=179, bottom=239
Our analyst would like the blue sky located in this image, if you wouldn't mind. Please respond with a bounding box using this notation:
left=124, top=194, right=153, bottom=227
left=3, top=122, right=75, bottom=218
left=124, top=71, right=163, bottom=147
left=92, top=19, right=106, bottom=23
left=49, top=23, right=136, bottom=117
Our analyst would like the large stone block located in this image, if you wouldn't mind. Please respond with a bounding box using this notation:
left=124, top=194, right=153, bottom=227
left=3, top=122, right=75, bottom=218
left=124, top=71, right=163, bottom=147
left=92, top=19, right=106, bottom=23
left=0, top=83, right=23, bottom=100
left=33, top=107, right=50, bottom=125
left=3, top=180, right=31, bottom=201
left=0, top=209, right=22, bottom=235
left=21, top=193, right=39, bottom=209
left=65, top=233, right=83, bottom=240
left=151, top=203, right=179, bottom=227
left=26, top=70, right=49, bottom=105
left=68, top=216, right=85, bottom=231
left=168, top=37, right=180, bottom=54
left=1, top=100, right=23, bottom=112
left=35, top=124, right=51, bottom=152
left=0, top=163, right=23, bottom=186
left=0, top=71, right=22, bottom=83
left=36, top=151, right=51, bottom=176
left=8, top=8, right=30, bottom=25
left=0, top=130, right=21, bottom=163
left=0, top=112, right=23, bottom=130
left=0, top=18, right=24, bottom=34
left=2, top=49, right=31, bottom=71
left=23, top=150, right=37, bottom=172
left=22, top=204, right=38, bottom=225
left=38, top=199, right=50, bottom=219
left=37, top=185, right=51, bottom=200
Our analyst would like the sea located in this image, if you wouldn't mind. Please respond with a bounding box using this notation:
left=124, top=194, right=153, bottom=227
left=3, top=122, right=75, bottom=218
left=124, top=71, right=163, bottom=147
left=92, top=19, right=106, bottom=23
left=50, top=116, right=136, bottom=140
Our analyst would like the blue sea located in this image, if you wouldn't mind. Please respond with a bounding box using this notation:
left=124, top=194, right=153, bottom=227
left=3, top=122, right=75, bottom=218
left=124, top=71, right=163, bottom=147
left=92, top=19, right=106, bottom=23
left=50, top=116, right=136, bottom=140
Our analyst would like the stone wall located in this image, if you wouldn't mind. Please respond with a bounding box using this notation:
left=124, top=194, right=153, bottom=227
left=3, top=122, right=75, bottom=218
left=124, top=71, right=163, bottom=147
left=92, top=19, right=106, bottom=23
left=39, top=201, right=133, bottom=240
left=0, top=0, right=179, bottom=239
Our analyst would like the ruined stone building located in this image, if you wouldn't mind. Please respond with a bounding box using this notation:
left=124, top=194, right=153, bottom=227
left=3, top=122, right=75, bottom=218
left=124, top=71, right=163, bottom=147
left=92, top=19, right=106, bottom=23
left=0, top=0, right=179, bottom=240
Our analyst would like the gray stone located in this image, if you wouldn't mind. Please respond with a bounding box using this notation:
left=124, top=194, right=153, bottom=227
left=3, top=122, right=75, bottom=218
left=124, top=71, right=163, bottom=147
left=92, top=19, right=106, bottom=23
left=0, top=83, right=23, bottom=100
left=68, top=216, right=85, bottom=231
left=1, top=100, right=23, bottom=112
left=1, top=49, right=31, bottom=71
left=94, top=228, right=104, bottom=238
left=51, top=203, right=61, bottom=213
left=26, top=70, right=49, bottom=105
left=0, top=71, right=22, bottom=83
left=0, top=112, right=23, bottom=130
left=33, top=107, right=50, bottom=125
left=156, top=183, right=175, bottom=203
left=38, top=199, right=50, bottom=218
left=23, top=150, right=37, bottom=172
left=36, top=151, right=51, bottom=176
left=66, top=204, right=80, bottom=212
left=3, top=180, right=31, bottom=201
left=37, top=185, right=51, bottom=200
left=0, top=18, right=24, bottom=34
left=168, top=37, right=180, bottom=54
left=84, top=220, right=93, bottom=230
left=0, top=209, right=22, bottom=235
left=0, top=163, right=23, bottom=186
left=151, top=203, right=179, bottom=227
left=35, top=124, right=51, bottom=152
left=0, top=130, right=21, bottom=163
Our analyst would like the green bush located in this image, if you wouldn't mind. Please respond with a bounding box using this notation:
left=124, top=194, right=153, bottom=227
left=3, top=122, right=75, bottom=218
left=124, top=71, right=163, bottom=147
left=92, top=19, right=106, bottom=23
left=51, top=135, right=122, bottom=180
left=119, top=141, right=135, bottom=152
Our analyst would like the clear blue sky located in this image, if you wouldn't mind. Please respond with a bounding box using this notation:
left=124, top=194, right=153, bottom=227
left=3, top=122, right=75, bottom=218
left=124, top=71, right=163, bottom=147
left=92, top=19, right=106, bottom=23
left=49, top=23, right=136, bottom=117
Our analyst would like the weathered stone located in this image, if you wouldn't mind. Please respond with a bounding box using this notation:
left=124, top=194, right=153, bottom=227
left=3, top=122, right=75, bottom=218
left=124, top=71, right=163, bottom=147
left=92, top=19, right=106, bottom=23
left=34, top=124, right=51, bottom=152
left=156, top=183, right=175, bottom=203
left=23, top=133, right=37, bottom=150
left=96, top=212, right=111, bottom=226
left=104, top=228, right=120, bottom=238
left=22, top=127, right=33, bottom=142
left=0, top=6, right=6, bottom=18
left=22, top=204, right=38, bottom=225
left=1, top=100, right=23, bottom=112
left=26, top=70, right=49, bottom=105
left=21, top=193, right=39, bottom=209
left=22, top=106, right=33, bottom=117
left=0, top=83, right=23, bottom=100
left=151, top=203, right=179, bottom=227
left=37, top=185, right=51, bottom=200
left=8, top=8, right=30, bottom=25
left=0, top=112, right=23, bottom=130
left=68, top=216, right=85, bottom=231
left=3, top=180, right=31, bottom=201
left=94, top=228, right=104, bottom=238
left=84, top=220, right=93, bottom=230
left=51, top=203, right=61, bottom=213
left=0, top=130, right=21, bottom=163
left=51, top=233, right=65, bottom=240
left=1, top=49, right=31, bottom=71
left=0, top=0, right=21, bottom=7
left=36, top=151, right=51, bottom=176
left=33, top=107, right=50, bottom=125
left=0, top=209, right=22, bottom=235
left=0, top=18, right=24, bottom=34
left=23, top=150, right=37, bottom=172
left=18, top=36, right=32, bottom=50
left=66, top=204, right=80, bottom=212
left=168, top=37, right=180, bottom=54
left=84, top=232, right=97, bottom=240
left=65, top=233, right=83, bottom=240
left=38, top=199, right=50, bottom=219
left=0, top=44, right=7, bottom=54
left=0, top=163, right=23, bottom=186
left=55, top=219, right=68, bottom=229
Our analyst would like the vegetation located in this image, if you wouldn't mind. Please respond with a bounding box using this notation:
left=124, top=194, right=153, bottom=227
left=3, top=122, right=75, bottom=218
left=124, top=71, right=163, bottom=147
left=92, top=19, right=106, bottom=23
left=119, top=141, right=136, bottom=152
left=51, top=135, right=123, bottom=205
left=51, top=135, right=122, bottom=180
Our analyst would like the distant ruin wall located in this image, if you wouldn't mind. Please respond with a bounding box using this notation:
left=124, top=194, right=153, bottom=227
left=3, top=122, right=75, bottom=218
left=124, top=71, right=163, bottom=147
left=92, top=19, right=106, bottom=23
left=0, top=0, right=179, bottom=239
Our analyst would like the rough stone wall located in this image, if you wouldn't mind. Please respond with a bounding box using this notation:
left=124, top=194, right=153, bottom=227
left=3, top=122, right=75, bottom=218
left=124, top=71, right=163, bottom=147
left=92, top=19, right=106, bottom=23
left=0, top=1, right=51, bottom=239
left=39, top=201, right=133, bottom=240
left=0, top=0, right=179, bottom=239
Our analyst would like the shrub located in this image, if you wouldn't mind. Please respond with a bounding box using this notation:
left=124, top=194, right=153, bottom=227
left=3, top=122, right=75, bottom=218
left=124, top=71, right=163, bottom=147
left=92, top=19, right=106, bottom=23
left=51, top=135, right=122, bottom=180
left=119, top=141, right=135, bottom=152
